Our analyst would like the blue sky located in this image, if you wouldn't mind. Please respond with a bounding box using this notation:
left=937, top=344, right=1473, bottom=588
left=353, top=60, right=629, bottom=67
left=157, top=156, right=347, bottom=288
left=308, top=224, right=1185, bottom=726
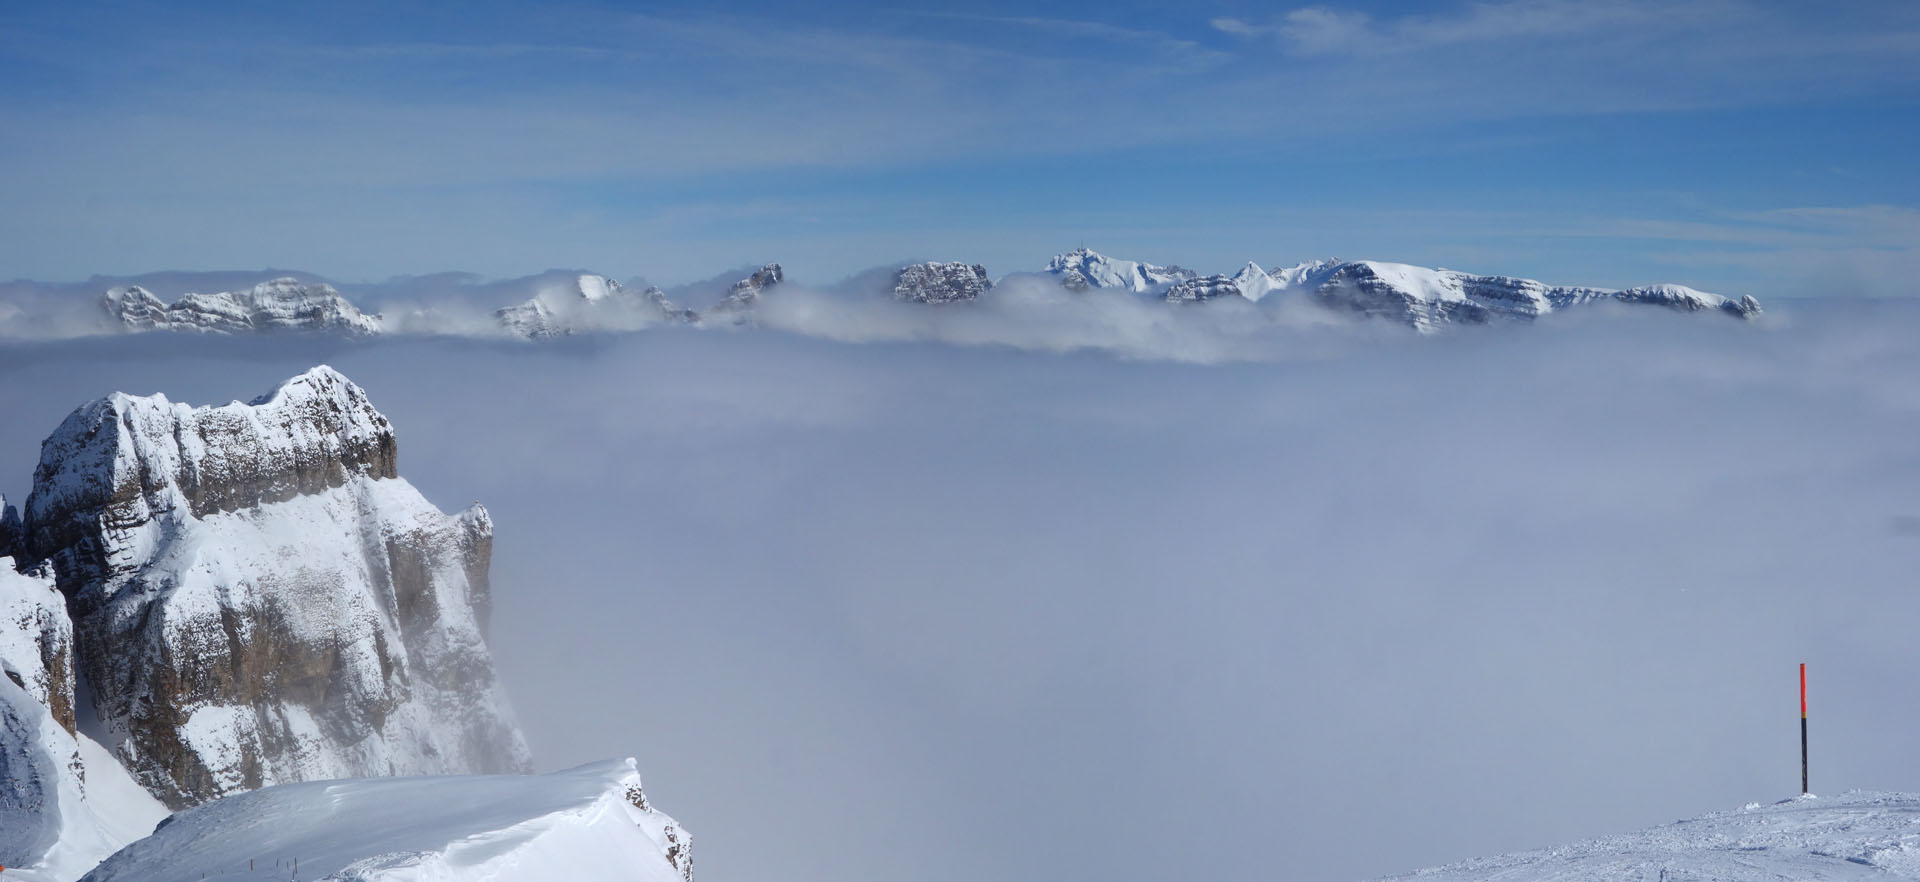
left=2, top=0, right=1916, bottom=295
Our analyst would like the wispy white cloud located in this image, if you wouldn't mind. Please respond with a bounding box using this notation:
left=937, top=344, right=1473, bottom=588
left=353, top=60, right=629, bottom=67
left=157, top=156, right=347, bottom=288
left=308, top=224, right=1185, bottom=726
left=889, top=10, right=1231, bottom=70
left=1216, top=0, right=1734, bottom=55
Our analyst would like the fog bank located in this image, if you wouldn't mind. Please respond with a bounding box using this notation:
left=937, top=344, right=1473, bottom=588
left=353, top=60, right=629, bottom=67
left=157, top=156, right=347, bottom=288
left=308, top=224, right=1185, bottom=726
left=1, top=302, right=1916, bottom=882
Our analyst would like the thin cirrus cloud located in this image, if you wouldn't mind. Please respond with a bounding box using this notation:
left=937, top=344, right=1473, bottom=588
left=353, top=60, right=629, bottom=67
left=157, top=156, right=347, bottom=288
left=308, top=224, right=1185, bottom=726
left=0, top=1, right=1914, bottom=288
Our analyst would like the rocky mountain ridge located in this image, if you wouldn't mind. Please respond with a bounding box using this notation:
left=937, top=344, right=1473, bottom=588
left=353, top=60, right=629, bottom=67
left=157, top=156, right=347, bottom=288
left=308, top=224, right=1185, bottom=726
left=59, top=250, right=1765, bottom=341
left=103, top=278, right=381, bottom=336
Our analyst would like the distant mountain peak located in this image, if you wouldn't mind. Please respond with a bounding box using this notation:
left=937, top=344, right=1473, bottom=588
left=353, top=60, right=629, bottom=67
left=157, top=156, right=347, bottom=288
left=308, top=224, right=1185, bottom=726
left=1043, top=248, right=1196, bottom=293
left=894, top=262, right=992, bottom=304
left=102, top=278, right=381, bottom=336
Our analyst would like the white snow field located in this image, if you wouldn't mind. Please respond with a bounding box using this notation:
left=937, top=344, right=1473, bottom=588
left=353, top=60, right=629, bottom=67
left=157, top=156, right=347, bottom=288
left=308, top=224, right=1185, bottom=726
left=1377, top=792, right=1920, bottom=882
left=80, top=759, right=691, bottom=882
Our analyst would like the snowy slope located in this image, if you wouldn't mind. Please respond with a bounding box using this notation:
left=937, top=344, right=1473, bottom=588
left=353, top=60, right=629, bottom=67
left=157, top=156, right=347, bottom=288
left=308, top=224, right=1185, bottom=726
left=1, top=561, right=168, bottom=882
left=1305, top=260, right=1761, bottom=332
left=1375, top=793, right=1920, bottom=882
left=81, top=759, right=691, bottom=882
left=21, top=366, right=530, bottom=809
left=495, top=274, right=694, bottom=339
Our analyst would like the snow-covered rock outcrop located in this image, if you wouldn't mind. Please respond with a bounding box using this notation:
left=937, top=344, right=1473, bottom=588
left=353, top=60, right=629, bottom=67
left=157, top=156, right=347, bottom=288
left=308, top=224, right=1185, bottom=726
left=1043, top=250, right=1759, bottom=330
left=82, top=759, right=691, bottom=882
left=1164, top=263, right=1284, bottom=304
left=705, top=263, right=784, bottom=324
left=1044, top=248, right=1196, bottom=293
left=102, top=279, right=381, bottom=336
left=495, top=274, right=695, bottom=339
left=1, top=559, right=169, bottom=882
left=19, top=366, right=530, bottom=809
left=893, top=262, right=993, bottom=303
left=1374, top=792, right=1920, bottom=882
left=1311, top=260, right=1762, bottom=331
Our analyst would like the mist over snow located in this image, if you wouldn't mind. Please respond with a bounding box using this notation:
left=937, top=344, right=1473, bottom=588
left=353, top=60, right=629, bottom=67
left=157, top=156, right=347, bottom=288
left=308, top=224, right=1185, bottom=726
left=3, top=302, right=1919, bottom=882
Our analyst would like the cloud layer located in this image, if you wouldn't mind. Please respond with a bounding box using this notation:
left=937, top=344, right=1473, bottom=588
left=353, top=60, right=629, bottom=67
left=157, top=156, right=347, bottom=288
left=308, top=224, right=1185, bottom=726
left=3, top=301, right=1919, bottom=881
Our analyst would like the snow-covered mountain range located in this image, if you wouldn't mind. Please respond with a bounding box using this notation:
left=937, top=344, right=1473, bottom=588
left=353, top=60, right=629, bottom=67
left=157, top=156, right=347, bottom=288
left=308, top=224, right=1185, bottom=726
left=101, top=278, right=381, bottom=336
left=0, top=368, right=687, bottom=881
left=29, top=248, right=1761, bottom=344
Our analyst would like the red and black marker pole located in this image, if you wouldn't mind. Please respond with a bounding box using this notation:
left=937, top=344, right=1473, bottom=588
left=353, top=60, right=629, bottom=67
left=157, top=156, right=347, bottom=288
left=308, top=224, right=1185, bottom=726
left=1800, top=662, right=1809, bottom=795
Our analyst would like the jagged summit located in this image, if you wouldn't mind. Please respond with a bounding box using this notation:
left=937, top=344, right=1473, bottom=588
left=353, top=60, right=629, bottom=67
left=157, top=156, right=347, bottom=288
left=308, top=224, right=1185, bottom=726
left=103, top=278, right=381, bottom=336
left=1167, top=261, right=1283, bottom=304
left=1043, top=248, right=1196, bottom=293
left=21, top=366, right=529, bottom=809
left=894, top=262, right=992, bottom=303
left=706, top=263, right=784, bottom=323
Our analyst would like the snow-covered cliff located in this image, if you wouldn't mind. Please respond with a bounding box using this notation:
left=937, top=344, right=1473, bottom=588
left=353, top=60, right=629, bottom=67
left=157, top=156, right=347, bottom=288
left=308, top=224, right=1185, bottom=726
left=102, top=279, right=381, bottom=336
left=0, top=559, right=168, bottom=882
left=20, top=366, right=530, bottom=809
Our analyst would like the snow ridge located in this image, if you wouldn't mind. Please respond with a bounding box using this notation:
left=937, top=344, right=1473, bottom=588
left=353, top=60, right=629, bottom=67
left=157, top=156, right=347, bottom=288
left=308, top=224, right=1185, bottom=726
left=102, top=279, right=380, bottom=336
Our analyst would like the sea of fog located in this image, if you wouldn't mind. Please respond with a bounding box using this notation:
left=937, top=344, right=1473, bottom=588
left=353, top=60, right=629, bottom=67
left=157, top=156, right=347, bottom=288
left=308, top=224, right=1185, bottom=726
left=2, top=300, right=1917, bottom=882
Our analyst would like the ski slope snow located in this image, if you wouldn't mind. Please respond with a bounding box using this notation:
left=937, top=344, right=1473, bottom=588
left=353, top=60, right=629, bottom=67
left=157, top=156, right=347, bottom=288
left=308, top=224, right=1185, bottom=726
left=1375, top=793, right=1920, bottom=882
left=80, top=759, right=691, bottom=882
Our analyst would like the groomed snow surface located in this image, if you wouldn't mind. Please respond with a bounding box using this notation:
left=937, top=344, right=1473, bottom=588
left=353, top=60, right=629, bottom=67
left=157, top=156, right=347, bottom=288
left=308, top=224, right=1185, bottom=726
left=1378, top=792, right=1920, bottom=882
left=80, top=759, right=690, bottom=882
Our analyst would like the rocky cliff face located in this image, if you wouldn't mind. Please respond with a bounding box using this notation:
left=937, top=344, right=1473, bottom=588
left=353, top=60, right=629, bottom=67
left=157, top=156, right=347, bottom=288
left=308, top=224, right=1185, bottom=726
left=1164, top=274, right=1244, bottom=304
left=20, top=366, right=530, bottom=809
left=893, top=262, right=992, bottom=303
left=102, top=279, right=382, bottom=336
